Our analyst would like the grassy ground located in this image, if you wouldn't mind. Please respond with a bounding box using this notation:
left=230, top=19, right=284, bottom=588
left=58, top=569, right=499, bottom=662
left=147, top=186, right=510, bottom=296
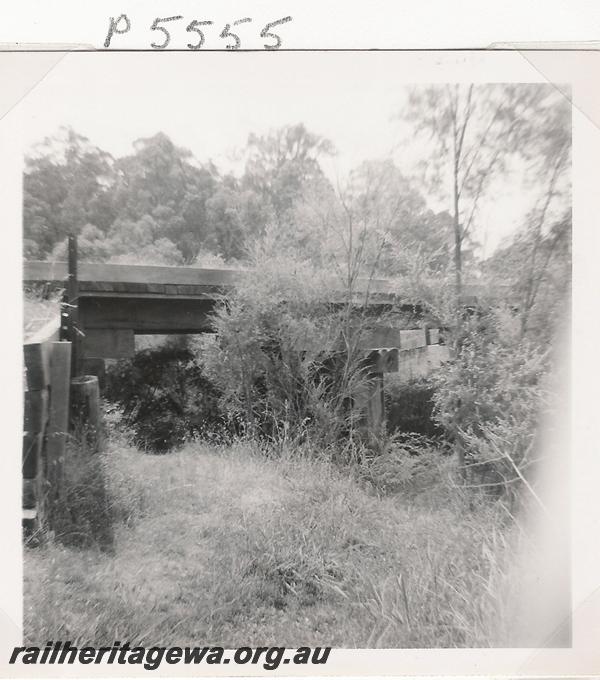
left=24, top=439, right=533, bottom=648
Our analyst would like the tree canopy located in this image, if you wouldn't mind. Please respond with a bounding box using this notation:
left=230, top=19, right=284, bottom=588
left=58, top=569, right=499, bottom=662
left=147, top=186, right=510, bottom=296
left=23, top=84, right=571, bottom=343
left=23, top=124, right=452, bottom=276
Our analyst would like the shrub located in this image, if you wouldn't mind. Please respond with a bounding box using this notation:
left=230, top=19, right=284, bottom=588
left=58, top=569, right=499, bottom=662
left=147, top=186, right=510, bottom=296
left=430, top=307, right=551, bottom=500
left=203, top=252, right=378, bottom=451
left=360, top=432, right=446, bottom=495
left=104, top=339, right=225, bottom=453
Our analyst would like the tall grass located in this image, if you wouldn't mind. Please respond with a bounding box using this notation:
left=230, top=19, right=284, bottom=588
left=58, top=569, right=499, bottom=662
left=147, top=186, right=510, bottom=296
left=24, top=437, right=541, bottom=648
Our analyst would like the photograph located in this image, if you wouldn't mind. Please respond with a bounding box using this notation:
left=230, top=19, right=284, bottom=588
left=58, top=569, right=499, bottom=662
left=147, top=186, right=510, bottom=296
left=14, top=50, right=573, bottom=658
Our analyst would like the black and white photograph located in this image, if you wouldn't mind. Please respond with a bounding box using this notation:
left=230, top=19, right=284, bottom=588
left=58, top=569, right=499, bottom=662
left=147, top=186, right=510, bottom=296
left=3, top=43, right=596, bottom=675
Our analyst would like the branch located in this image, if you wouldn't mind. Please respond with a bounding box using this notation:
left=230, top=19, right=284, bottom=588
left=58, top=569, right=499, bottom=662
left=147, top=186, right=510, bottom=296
left=455, top=84, right=474, bottom=167
left=520, top=146, right=568, bottom=334
left=460, top=146, right=502, bottom=240
left=458, top=101, right=503, bottom=198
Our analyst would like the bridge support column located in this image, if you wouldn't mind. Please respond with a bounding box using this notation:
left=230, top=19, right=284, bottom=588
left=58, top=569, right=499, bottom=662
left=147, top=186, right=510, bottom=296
left=364, top=371, right=385, bottom=434
left=351, top=367, right=386, bottom=439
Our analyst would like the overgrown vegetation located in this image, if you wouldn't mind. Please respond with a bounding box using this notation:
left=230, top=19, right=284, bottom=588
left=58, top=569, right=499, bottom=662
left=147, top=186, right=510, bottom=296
left=104, top=341, right=224, bottom=453
left=202, top=251, right=392, bottom=453
left=38, top=422, right=114, bottom=553
left=430, top=308, right=552, bottom=505
left=23, top=81, right=572, bottom=647
left=24, top=440, right=545, bottom=648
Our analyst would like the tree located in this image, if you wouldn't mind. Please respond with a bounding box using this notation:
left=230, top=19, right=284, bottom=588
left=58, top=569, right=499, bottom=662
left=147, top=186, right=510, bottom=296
left=243, top=123, right=335, bottom=227
left=23, top=126, right=337, bottom=268
left=203, top=247, right=384, bottom=450
left=112, top=133, right=218, bottom=263
left=402, top=85, right=571, bottom=480
left=342, top=160, right=453, bottom=280
left=401, top=84, right=568, bottom=325
left=484, top=94, right=571, bottom=343
left=285, top=158, right=452, bottom=319
left=486, top=209, right=571, bottom=344
left=203, top=178, right=273, bottom=261
left=24, top=127, right=116, bottom=258
left=514, top=106, right=571, bottom=339
left=25, top=129, right=245, bottom=265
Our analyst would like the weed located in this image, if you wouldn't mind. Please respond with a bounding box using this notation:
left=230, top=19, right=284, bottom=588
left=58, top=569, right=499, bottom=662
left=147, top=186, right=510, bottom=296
left=24, top=439, right=545, bottom=648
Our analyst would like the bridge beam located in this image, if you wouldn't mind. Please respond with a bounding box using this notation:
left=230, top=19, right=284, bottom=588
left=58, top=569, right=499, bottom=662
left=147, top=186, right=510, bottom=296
left=83, top=329, right=135, bottom=360
left=79, top=296, right=216, bottom=334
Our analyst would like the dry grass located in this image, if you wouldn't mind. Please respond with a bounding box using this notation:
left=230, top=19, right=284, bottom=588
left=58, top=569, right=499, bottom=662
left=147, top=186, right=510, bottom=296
left=24, top=439, right=542, bottom=648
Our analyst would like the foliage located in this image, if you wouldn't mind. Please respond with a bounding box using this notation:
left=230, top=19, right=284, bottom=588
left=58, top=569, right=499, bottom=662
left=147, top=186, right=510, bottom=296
left=45, top=424, right=115, bottom=552
left=243, top=123, right=336, bottom=226
left=24, top=440, right=552, bottom=648
left=23, top=125, right=337, bottom=267
left=24, top=128, right=115, bottom=259
left=360, top=432, right=445, bottom=495
left=23, top=123, right=457, bottom=285
left=400, top=83, right=571, bottom=323
left=104, top=340, right=225, bottom=453
left=486, top=208, right=571, bottom=344
left=278, top=158, right=454, bottom=286
left=203, top=251, right=374, bottom=449
left=24, top=129, right=249, bottom=265
left=430, top=307, right=551, bottom=500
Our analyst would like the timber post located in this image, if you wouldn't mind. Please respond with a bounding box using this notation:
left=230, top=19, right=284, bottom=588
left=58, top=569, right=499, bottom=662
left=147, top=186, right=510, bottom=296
left=44, top=342, right=72, bottom=529
left=60, top=234, right=82, bottom=377
left=22, top=340, right=73, bottom=538
left=68, top=374, right=113, bottom=551
left=365, top=369, right=385, bottom=435
left=22, top=343, right=51, bottom=537
left=70, top=375, right=101, bottom=454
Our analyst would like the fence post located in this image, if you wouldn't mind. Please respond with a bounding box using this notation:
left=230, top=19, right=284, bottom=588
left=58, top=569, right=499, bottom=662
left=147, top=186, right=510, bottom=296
left=22, top=343, right=51, bottom=536
left=68, top=374, right=114, bottom=551
left=70, top=375, right=101, bottom=453
left=60, top=235, right=82, bottom=377
left=44, top=342, right=72, bottom=529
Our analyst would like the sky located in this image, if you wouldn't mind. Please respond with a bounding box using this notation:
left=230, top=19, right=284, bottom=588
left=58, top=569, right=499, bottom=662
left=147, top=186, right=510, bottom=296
left=11, top=51, right=559, bottom=256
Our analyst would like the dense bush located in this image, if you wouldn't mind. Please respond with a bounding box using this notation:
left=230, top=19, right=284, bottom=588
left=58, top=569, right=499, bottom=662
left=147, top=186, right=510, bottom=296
left=430, top=307, right=550, bottom=500
left=360, top=432, right=447, bottom=495
left=203, top=252, right=378, bottom=451
left=105, top=340, right=225, bottom=453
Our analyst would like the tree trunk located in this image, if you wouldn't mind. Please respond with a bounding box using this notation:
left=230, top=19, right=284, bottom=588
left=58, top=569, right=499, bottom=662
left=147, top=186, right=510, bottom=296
left=453, top=159, right=463, bottom=335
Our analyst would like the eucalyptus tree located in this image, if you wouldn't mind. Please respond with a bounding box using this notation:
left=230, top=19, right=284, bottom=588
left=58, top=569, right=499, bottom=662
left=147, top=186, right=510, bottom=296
left=23, top=126, right=116, bottom=258
left=400, top=83, right=569, bottom=322
left=242, top=123, right=336, bottom=228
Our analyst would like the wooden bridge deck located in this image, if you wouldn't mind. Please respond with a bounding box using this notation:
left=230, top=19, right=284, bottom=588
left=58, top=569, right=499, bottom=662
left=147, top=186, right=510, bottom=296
left=23, top=261, right=400, bottom=301
left=23, top=259, right=461, bottom=371
left=24, top=260, right=491, bottom=302
left=20, top=258, right=459, bottom=525
left=23, top=257, right=455, bottom=440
